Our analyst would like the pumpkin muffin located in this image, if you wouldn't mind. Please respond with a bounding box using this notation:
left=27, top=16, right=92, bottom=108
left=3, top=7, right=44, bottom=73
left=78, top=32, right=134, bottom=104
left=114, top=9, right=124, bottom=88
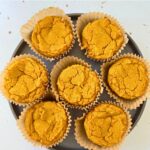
left=1, top=55, right=48, bottom=104
left=107, top=57, right=148, bottom=100
left=31, top=16, right=73, bottom=58
left=81, top=17, right=124, bottom=60
left=57, top=64, right=100, bottom=106
left=22, top=101, right=68, bottom=146
left=84, top=103, right=128, bottom=147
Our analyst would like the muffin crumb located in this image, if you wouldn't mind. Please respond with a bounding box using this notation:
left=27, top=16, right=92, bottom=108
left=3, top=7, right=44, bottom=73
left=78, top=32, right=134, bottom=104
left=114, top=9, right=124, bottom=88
left=65, top=4, right=69, bottom=7
left=8, top=31, right=12, bottom=34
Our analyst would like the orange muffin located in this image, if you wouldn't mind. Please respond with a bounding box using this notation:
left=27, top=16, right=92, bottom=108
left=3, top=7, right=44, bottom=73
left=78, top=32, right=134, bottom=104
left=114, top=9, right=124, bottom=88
left=81, top=17, right=124, bottom=60
left=22, top=101, right=68, bottom=146
left=84, top=103, right=128, bottom=147
left=1, top=55, right=48, bottom=104
left=107, top=57, right=148, bottom=100
left=31, top=16, right=73, bottom=58
left=57, top=64, right=100, bottom=106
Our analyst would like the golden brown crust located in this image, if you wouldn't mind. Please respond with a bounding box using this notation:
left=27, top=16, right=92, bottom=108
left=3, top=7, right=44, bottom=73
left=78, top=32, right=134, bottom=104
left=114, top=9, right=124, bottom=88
left=31, top=16, right=73, bottom=58
left=82, top=17, right=124, bottom=60
left=2, top=56, right=48, bottom=103
left=107, top=57, right=148, bottom=100
left=24, top=101, right=68, bottom=146
left=57, top=64, right=100, bottom=106
left=84, top=103, right=128, bottom=147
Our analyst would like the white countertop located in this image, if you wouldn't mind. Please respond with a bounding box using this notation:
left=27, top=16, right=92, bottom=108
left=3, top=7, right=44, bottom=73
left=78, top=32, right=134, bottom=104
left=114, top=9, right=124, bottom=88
left=0, top=1, right=150, bottom=150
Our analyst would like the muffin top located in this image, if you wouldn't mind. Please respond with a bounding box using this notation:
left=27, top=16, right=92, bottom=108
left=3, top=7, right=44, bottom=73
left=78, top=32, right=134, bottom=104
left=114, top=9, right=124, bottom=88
left=57, top=64, right=100, bottom=106
left=24, top=101, right=68, bottom=146
left=107, top=57, right=148, bottom=100
left=82, top=17, right=124, bottom=60
left=2, top=56, right=48, bottom=104
left=84, top=103, right=128, bottom=147
left=31, top=16, right=73, bottom=58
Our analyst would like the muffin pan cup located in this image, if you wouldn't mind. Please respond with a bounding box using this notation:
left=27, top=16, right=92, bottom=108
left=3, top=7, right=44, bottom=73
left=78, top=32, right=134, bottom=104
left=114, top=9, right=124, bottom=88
left=101, top=53, right=150, bottom=109
left=50, top=56, right=103, bottom=110
left=76, top=12, right=128, bottom=62
left=0, top=54, right=49, bottom=106
left=20, top=7, right=75, bottom=61
left=74, top=101, right=132, bottom=150
left=17, top=101, right=71, bottom=148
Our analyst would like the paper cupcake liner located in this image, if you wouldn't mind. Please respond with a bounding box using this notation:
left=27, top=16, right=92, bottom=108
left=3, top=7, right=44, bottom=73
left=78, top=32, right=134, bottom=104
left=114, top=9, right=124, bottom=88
left=50, top=56, right=103, bottom=110
left=101, top=53, right=150, bottom=109
left=74, top=101, right=132, bottom=150
left=0, top=54, right=49, bottom=106
left=76, top=12, right=128, bottom=62
left=17, top=101, right=71, bottom=148
left=20, top=7, right=75, bottom=61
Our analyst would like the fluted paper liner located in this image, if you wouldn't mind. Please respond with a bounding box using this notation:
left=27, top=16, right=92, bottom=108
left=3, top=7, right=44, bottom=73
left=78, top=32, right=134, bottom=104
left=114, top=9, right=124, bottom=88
left=101, top=53, right=150, bottom=109
left=20, top=7, right=75, bottom=61
left=74, top=101, right=132, bottom=150
left=76, top=12, right=128, bottom=62
left=50, top=56, right=103, bottom=110
left=0, top=54, right=49, bottom=106
left=17, top=101, right=71, bottom=148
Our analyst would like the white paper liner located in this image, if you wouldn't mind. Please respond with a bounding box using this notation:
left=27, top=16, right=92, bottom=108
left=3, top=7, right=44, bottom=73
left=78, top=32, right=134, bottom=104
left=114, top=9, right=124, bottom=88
left=20, top=7, right=75, bottom=61
left=74, top=101, right=132, bottom=150
left=101, top=53, right=150, bottom=109
left=50, top=56, right=103, bottom=110
left=76, top=12, right=128, bottom=62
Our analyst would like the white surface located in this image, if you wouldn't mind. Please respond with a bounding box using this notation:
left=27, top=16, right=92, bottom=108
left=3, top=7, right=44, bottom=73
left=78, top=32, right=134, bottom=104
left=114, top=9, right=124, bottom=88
left=0, top=0, right=150, bottom=150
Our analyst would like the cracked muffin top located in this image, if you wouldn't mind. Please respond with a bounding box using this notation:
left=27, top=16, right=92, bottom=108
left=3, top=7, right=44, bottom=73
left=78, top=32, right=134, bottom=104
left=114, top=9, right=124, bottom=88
left=107, top=57, right=148, bottom=100
left=57, top=64, right=100, bottom=106
left=81, top=17, right=124, bottom=60
left=31, top=16, right=73, bottom=58
left=84, top=103, right=128, bottom=147
left=2, top=56, right=48, bottom=104
left=24, top=101, right=68, bottom=146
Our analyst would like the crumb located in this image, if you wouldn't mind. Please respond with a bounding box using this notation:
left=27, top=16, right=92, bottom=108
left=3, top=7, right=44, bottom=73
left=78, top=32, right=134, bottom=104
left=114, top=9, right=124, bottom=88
left=100, top=1, right=106, bottom=9
left=7, top=16, right=10, bottom=20
left=101, top=1, right=106, bottom=5
left=0, top=12, right=1, bottom=15
left=8, top=31, right=12, bottom=34
left=22, top=0, right=24, bottom=2
left=143, top=24, right=149, bottom=26
left=129, top=32, right=132, bottom=35
left=65, top=4, right=68, bottom=7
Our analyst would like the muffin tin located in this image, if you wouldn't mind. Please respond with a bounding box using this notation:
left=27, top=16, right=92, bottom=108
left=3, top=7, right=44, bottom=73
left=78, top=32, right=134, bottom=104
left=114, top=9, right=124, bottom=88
left=9, top=13, right=146, bottom=150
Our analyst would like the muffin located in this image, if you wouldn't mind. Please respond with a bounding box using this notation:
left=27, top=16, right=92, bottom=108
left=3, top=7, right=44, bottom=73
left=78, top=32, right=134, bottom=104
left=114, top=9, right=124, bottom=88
left=18, top=101, right=69, bottom=147
left=57, top=64, right=100, bottom=106
left=81, top=17, right=124, bottom=60
left=84, top=103, right=128, bottom=147
left=31, top=16, right=73, bottom=58
left=1, top=55, right=48, bottom=105
left=107, top=57, right=149, bottom=100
